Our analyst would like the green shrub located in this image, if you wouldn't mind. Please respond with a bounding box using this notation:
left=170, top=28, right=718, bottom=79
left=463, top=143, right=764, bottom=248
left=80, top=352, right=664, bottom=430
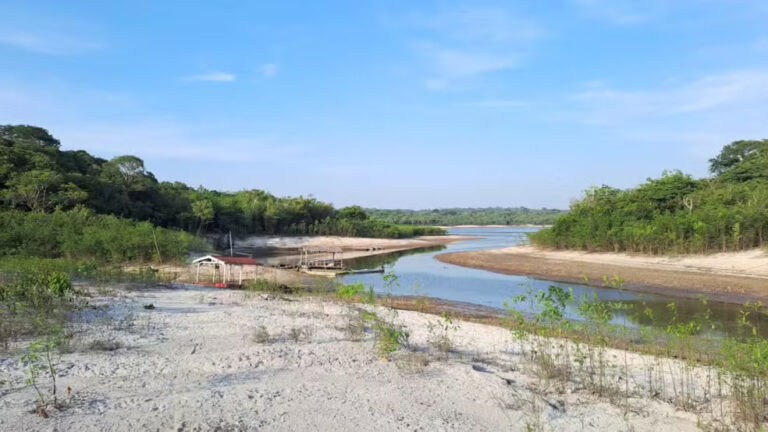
left=365, top=207, right=565, bottom=226
left=530, top=153, right=768, bottom=255
left=251, top=325, right=270, bottom=344
left=336, top=282, right=366, bottom=300
left=0, top=209, right=205, bottom=263
left=373, top=319, right=409, bottom=359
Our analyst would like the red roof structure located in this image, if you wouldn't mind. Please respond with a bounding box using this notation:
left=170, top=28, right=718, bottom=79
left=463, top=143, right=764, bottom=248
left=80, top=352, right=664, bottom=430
left=191, top=255, right=262, bottom=287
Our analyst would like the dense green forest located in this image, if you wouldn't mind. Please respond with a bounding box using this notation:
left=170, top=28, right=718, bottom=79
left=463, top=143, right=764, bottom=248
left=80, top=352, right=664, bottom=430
left=0, top=209, right=204, bottom=262
left=530, top=140, right=768, bottom=254
left=366, top=207, right=565, bottom=226
left=0, top=125, right=444, bottom=251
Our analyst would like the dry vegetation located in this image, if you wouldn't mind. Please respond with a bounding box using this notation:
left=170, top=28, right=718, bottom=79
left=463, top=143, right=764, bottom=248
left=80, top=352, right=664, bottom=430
left=1, top=274, right=767, bottom=431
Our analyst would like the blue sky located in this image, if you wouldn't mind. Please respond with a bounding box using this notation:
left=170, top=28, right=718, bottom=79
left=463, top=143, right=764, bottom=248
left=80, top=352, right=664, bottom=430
left=2, top=0, right=768, bottom=209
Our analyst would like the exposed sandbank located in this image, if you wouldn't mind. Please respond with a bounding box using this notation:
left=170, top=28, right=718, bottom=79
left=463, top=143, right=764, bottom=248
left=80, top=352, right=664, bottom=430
left=140, top=236, right=474, bottom=286
left=437, top=224, right=551, bottom=228
left=0, top=286, right=719, bottom=431
left=437, top=245, right=768, bottom=304
left=237, top=235, right=475, bottom=265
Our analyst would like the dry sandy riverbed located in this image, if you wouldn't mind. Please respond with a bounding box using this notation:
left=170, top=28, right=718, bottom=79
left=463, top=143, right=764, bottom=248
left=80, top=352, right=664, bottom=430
left=438, top=245, right=768, bottom=304
left=236, top=235, right=475, bottom=266
left=0, top=285, right=725, bottom=431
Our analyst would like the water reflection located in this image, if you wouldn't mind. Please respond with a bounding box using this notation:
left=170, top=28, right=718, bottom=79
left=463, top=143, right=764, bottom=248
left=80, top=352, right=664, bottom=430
left=344, top=245, right=446, bottom=270
left=339, top=227, right=768, bottom=337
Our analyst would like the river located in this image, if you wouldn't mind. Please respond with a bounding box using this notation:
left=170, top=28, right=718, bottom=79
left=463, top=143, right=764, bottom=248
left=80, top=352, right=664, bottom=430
left=338, top=227, right=764, bottom=336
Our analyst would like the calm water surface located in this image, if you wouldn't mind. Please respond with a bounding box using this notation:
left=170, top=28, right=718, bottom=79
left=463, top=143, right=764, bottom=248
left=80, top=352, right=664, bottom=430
left=339, top=227, right=763, bottom=335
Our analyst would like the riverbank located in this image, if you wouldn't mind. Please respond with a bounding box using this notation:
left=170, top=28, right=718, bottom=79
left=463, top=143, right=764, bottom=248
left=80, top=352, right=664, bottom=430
left=237, top=234, right=475, bottom=266
left=0, top=285, right=726, bottom=431
left=437, top=245, right=768, bottom=304
left=437, top=224, right=550, bottom=228
left=131, top=235, right=474, bottom=287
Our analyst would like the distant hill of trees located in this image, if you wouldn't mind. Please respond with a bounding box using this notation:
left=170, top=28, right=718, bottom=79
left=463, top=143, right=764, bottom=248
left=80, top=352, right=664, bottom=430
left=530, top=140, right=768, bottom=254
left=0, top=125, right=444, bottom=245
left=366, top=207, right=566, bottom=226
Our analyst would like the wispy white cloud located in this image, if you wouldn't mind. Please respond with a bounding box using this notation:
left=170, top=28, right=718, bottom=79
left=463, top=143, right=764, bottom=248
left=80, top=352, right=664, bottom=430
left=0, top=79, right=136, bottom=123
left=572, top=0, right=660, bottom=25
left=259, top=63, right=279, bottom=78
left=184, top=71, right=236, bottom=82
left=571, top=0, right=652, bottom=24
left=411, top=6, right=544, bottom=43
left=560, top=69, right=768, bottom=171
left=0, top=81, right=303, bottom=164
left=457, top=99, right=527, bottom=108
left=0, top=30, right=103, bottom=55
left=61, top=125, right=303, bottom=163
left=571, top=69, right=768, bottom=124
left=405, top=6, right=541, bottom=89
left=419, top=43, right=519, bottom=89
left=571, top=0, right=768, bottom=26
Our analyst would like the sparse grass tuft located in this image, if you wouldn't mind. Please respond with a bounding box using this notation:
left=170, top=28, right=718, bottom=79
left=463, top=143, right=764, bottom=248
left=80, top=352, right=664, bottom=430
left=87, top=338, right=122, bottom=352
left=427, top=312, right=460, bottom=355
left=373, top=318, right=409, bottom=360
left=287, top=326, right=314, bottom=343
left=341, top=311, right=366, bottom=341
left=251, top=325, right=271, bottom=344
left=393, top=350, right=430, bottom=374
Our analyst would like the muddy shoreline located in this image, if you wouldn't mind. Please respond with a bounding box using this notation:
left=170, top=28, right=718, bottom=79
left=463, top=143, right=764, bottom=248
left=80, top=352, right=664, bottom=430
left=436, top=248, right=768, bottom=305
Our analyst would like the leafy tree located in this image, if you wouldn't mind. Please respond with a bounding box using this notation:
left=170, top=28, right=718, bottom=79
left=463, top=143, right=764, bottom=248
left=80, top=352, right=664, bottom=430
left=338, top=205, right=369, bottom=221
left=0, top=125, right=60, bottom=149
left=100, top=155, right=157, bottom=192
left=0, top=208, right=204, bottom=262
left=2, top=170, right=63, bottom=212
left=709, top=140, right=768, bottom=175
left=634, top=171, right=698, bottom=213
left=0, top=124, right=443, bottom=239
left=532, top=140, right=768, bottom=254
left=366, top=207, right=565, bottom=226
left=192, top=199, right=214, bottom=235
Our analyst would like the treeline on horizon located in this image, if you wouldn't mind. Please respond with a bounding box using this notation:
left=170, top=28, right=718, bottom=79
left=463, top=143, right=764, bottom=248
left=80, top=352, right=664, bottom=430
left=366, top=207, right=566, bottom=226
left=531, top=140, right=768, bottom=255
left=0, top=125, right=444, bottom=262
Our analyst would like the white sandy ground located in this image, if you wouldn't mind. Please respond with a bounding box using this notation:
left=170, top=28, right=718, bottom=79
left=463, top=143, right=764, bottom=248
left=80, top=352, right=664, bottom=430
left=237, top=235, right=471, bottom=251
left=236, top=235, right=474, bottom=267
left=498, top=244, right=768, bottom=279
left=0, top=286, right=739, bottom=431
left=437, top=225, right=550, bottom=229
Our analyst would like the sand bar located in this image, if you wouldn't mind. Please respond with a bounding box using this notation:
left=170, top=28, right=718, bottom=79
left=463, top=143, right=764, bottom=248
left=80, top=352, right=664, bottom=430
left=237, top=235, right=475, bottom=265
left=437, top=245, right=768, bottom=304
